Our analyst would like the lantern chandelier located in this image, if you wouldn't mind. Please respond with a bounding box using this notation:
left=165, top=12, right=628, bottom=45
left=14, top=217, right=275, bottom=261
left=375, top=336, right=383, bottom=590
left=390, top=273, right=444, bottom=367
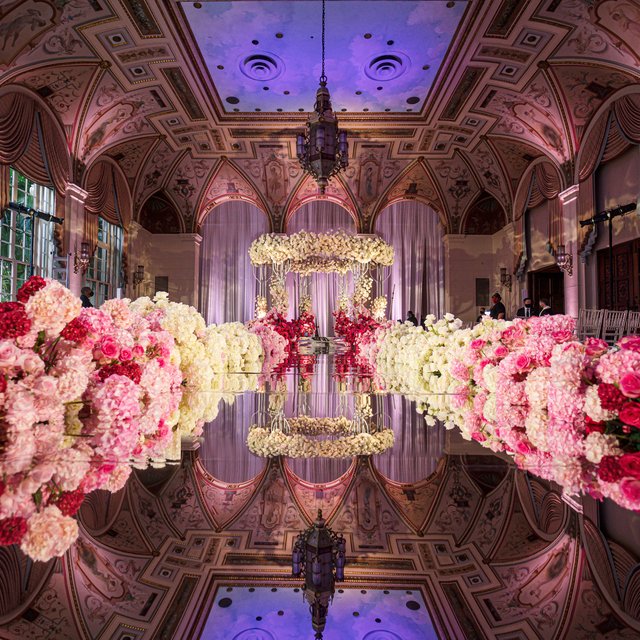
left=292, top=509, right=346, bottom=639
left=296, top=0, right=349, bottom=194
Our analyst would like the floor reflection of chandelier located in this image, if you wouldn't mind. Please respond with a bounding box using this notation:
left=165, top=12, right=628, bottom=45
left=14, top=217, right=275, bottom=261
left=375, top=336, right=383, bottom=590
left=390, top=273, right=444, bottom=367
left=292, top=509, right=346, bottom=639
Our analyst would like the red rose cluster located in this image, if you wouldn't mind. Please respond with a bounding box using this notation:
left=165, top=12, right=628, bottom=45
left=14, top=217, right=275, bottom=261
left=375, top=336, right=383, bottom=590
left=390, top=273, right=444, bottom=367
left=0, top=302, right=31, bottom=339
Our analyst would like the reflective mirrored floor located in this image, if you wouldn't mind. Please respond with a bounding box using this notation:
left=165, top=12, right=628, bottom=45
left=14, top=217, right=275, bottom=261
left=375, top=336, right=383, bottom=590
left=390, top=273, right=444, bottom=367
left=1, top=355, right=640, bottom=639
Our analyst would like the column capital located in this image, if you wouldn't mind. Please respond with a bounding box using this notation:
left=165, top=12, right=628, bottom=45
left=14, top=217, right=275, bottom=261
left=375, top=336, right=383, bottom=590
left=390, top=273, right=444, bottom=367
left=65, top=183, right=88, bottom=202
left=559, top=184, right=579, bottom=205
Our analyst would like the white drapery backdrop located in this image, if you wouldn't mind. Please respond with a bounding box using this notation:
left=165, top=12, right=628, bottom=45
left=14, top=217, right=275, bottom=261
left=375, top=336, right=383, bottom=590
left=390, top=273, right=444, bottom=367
left=374, top=201, right=444, bottom=322
left=199, top=201, right=269, bottom=325
left=286, top=201, right=356, bottom=336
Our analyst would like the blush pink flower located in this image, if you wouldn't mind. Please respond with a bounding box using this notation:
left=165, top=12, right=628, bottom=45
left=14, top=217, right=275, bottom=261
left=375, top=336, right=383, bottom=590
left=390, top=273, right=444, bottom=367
left=98, top=336, right=119, bottom=359
left=585, top=338, right=609, bottom=357
left=119, top=347, right=133, bottom=362
left=620, top=478, right=640, bottom=504
left=494, top=345, right=508, bottom=359
left=620, top=373, right=640, bottom=399
left=619, top=335, right=640, bottom=353
left=515, top=353, right=532, bottom=372
left=20, top=505, right=79, bottom=562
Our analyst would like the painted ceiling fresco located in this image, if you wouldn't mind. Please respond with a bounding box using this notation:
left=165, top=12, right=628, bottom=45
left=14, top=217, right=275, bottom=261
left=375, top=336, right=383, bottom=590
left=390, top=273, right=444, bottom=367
left=181, top=0, right=468, bottom=113
left=1, top=0, right=640, bottom=234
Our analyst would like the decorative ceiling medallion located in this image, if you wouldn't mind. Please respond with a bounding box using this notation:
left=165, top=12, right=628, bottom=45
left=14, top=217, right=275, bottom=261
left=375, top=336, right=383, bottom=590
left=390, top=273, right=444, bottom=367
left=239, top=52, right=284, bottom=82
left=364, top=52, right=410, bottom=82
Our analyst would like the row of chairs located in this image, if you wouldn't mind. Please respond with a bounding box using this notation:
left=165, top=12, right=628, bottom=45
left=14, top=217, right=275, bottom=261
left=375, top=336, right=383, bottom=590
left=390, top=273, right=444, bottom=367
left=577, top=308, right=640, bottom=345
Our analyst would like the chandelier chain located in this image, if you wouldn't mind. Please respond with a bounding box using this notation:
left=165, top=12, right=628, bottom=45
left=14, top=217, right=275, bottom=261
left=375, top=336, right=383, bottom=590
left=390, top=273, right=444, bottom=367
left=321, top=0, right=326, bottom=83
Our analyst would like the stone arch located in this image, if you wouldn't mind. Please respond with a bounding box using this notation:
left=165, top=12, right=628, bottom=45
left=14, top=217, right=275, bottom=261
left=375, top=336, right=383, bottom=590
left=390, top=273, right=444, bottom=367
left=138, top=190, right=185, bottom=233
left=460, top=191, right=508, bottom=235
left=197, top=159, right=270, bottom=231
left=283, top=173, right=359, bottom=232
left=371, top=159, right=447, bottom=233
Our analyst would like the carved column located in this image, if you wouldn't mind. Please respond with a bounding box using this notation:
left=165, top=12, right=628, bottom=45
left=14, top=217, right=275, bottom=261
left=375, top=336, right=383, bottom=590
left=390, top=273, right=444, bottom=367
left=64, top=183, right=88, bottom=297
left=559, top=185, right=580, bottom=317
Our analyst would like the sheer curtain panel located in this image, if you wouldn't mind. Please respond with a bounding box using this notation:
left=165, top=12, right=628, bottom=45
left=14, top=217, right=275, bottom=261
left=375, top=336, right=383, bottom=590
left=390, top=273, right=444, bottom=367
left=199, top=201, right=269, bottom=325
left=286, top=201, right=356, bottom=335
left=374, top=201, right=444, bottom=322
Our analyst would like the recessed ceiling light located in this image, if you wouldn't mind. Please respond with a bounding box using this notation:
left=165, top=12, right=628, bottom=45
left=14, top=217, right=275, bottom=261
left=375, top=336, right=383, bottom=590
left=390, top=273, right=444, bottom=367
left=422, top=64, right=430, bottom=70
left=217, top=65, right=224, bottom=70
left=263, top=86, right=269, bottom=90
left=194, top=2, right=202, bottom=7
left=252, top=39, right=259, bottom=45
left=276, top=32, right=283, bottom=38
left=384, top=108, right=391, bottom=112
left=277, top=108, right=283, bottom=112
left=341, top=108, right=347, bottom=112
left=298, top=108, right=304, bottom=111
left=226, top=96, right=240, bottom=104
left=363, top=108, right=369, bottom=112
left=377, top=86, right=383, bottom=91
left=284, top=90, right=290, bottom=95
left=364, top=33, right=372, bottom=39
left=355, top=90, right=362, bottom=95
left=406, top=96, right=420, bottom=104
left=406, top=108, right=413, bottom=112
left=387, top=40, right=394, bottom=45
left=255, top=108, right=261, bottom=111
left=447, top=1, right=455, bottom=7
left=233, top=108, right=239, bottom=112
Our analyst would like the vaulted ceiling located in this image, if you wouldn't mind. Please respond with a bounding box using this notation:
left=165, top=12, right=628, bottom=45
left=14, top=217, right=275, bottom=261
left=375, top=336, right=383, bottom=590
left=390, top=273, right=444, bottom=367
left=1, top=0, right=640, bottom=234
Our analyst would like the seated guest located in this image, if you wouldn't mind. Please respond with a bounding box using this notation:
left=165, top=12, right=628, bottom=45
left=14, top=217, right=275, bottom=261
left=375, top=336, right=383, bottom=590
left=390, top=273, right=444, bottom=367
left=489, top=293, right=506, bottom=320
left=516, top=297, right=535, bottom=318
left=538, top=298, right=552, bottom=316
left=406, top=310, right=418, bottom=326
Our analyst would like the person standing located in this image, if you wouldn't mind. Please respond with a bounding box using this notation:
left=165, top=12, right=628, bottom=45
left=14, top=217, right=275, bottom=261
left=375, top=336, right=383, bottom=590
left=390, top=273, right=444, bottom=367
left=406, top=310, right=419, bottom=326
left=489, top=293, right=506, bottom=320
left=80, top=286, right=94, bottom=308
left=476, top=307, right=486, bottom=322
left=516, top=297, right=535, bottom=318
left=538, top=298, right=552, bottom=316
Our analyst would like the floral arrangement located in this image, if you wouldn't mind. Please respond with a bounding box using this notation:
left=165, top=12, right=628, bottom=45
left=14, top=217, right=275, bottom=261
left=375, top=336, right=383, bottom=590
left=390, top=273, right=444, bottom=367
left=254, top=295, right=268, bottom=319
left=130, top=293, right=216, bottom=442
left=334, top=309, right=393, bottom=354
left=298, top=294, right=312, bottom=315
left=0, top=278, right=183, bottom=561
left=371, top=295, right=387, bottom=321
left=368, top=313, right=640, bottom=511
left=247, top=419, right=394, bottom=458
left=249, top=230, right=394, bottom=271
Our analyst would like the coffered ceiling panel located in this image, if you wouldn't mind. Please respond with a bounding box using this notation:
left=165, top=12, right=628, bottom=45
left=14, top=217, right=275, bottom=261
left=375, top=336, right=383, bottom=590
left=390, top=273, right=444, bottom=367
left=180, top=0, right=469, bottom=114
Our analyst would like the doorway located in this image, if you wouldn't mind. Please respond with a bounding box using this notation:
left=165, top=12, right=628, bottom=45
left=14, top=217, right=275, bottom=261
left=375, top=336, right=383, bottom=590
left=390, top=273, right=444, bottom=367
left=527, top=266, right=565, bottom=314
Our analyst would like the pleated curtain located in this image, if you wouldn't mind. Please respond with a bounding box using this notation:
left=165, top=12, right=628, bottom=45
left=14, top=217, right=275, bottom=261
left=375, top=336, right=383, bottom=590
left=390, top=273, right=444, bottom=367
left=286, top=201, right=356, bottom=336
left=374, top=201, right=444, bottom=322
left=199, top=201, right=269, bottom=325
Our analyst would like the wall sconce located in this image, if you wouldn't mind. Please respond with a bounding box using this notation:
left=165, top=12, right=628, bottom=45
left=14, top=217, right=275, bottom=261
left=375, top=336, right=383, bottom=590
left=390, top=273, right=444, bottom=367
left=555, top=244, right=573, bottom=277
left=73, top=241, right=90, bottom=274
left=499, top=267, right=512, bottom=292
left=132, top=264, right=145, bottom=286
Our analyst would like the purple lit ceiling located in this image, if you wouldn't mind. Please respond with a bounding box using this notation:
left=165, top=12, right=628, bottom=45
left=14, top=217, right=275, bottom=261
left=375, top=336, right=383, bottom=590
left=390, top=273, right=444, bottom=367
left=202, top=586, right=436, bottom=638
left=181, top=1, right=468, bottom=113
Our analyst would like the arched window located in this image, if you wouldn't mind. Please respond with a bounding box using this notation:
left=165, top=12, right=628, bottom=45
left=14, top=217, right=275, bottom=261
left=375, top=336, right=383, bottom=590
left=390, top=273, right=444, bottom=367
left=1, top=168, right=58, bottom=301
